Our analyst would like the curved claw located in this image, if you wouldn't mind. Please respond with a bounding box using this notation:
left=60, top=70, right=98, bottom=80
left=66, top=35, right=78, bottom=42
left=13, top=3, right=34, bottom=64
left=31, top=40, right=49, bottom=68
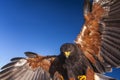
left=84, top=0, right=91, bottom=15
left=78, top=75, right=86, bottom=80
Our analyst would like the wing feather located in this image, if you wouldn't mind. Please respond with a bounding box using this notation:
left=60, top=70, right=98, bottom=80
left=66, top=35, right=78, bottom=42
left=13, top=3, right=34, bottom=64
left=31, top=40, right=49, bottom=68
left=75, top=0, right=120, bottom=73
left=0, top=52, right=59, bottom=80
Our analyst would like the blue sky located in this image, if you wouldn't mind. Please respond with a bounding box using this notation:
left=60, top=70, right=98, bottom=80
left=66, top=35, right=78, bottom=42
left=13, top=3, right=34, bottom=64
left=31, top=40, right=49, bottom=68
left=0, top=0, right=120, bottom=79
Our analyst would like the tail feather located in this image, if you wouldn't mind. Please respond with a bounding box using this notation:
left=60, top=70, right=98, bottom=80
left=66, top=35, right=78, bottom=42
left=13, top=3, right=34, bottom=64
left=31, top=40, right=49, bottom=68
left=94, top=73, right=116, bottom=80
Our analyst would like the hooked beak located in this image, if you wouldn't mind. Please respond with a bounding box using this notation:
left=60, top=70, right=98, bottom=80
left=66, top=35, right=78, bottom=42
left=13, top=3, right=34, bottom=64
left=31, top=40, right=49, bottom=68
left=64, top=51, right=70, bottom=58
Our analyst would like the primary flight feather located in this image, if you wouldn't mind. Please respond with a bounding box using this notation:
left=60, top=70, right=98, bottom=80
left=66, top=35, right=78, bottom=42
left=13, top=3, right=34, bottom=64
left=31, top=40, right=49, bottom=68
left=0, top=0, right=120, bottom=80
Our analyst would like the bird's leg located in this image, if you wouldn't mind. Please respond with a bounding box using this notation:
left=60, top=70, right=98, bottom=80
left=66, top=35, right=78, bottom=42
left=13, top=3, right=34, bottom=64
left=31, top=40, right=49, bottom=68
left=67, top=68, right=76, bottom=80
left=54, top=72, right=64, bottom=80
left=86, top=67, right=94, bottom=80
left=69, top=78, right=75, bottom=80
left=78, top=75, right=86, bottom=80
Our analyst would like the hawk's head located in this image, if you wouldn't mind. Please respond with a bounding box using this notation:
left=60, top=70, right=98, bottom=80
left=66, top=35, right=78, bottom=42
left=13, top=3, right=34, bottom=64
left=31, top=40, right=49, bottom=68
left=60, top=43, right=78, bottom=58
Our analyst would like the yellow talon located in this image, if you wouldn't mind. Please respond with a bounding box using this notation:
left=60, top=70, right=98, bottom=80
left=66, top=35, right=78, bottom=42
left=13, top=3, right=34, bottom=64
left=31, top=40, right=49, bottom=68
left=78, top=75, right=86, bottom=80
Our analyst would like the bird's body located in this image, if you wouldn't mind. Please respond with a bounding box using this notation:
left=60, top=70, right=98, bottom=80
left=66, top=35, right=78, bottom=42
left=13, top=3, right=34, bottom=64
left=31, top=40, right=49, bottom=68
left=60, top=43, right=88, bottom=80
left=0, top=0, right=120, bottom=80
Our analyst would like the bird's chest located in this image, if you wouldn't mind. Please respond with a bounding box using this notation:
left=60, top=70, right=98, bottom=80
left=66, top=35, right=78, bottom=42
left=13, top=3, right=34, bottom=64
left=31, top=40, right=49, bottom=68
left=65, top=56, right=87, bottom=76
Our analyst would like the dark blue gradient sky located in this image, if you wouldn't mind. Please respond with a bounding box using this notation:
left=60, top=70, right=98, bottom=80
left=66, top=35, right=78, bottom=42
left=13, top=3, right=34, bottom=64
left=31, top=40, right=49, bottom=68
left=0, top=0, right=120, bottom=79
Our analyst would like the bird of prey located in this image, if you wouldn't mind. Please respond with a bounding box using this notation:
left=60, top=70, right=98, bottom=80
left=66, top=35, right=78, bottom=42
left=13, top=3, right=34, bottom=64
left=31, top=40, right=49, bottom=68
left=0, top=0, right=120, bottom=80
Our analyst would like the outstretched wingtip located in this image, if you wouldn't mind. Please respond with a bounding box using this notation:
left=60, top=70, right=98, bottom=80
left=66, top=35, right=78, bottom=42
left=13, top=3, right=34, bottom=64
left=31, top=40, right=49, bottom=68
left=24, top=51, right=38, bottom=58
left=84, top=0, right=91, bottom=15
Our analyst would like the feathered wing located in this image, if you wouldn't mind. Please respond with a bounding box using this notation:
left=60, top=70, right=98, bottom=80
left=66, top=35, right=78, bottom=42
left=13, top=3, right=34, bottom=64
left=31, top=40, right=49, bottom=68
left=0, top=52, right=64, bottom=80
left=75, top=0, right=120, bottom=73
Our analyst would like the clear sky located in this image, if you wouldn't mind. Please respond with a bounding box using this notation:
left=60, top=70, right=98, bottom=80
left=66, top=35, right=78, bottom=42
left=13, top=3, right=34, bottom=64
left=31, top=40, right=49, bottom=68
left=0, top=0, right=120, bottom=79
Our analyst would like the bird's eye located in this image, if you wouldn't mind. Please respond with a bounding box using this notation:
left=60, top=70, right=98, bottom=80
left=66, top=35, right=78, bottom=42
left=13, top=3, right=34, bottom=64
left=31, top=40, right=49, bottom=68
left=68, top=48, right=72, bottom=52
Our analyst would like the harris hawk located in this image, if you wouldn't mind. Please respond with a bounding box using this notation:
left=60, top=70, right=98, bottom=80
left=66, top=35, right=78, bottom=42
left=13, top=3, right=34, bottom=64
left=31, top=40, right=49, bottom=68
left=0, top=0, right=120, bottom=80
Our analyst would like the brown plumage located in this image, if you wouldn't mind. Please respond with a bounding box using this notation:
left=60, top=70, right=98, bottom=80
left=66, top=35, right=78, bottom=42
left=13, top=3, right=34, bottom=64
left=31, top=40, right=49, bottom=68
left=0, top=52, right=67, bottom=80
left=75, top=1, right=105, bottom=63
left=0, top=0, right=120, bottom=80
left=75, top=0, right=120, bottom=73
left=74, top=0, right=120, bottom=79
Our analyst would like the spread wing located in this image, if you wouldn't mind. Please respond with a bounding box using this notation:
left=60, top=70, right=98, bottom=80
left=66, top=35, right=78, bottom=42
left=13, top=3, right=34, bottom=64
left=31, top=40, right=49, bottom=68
left=0, top=52, right=63, bottom=80
left=75, top=0, right=120, bottom=73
